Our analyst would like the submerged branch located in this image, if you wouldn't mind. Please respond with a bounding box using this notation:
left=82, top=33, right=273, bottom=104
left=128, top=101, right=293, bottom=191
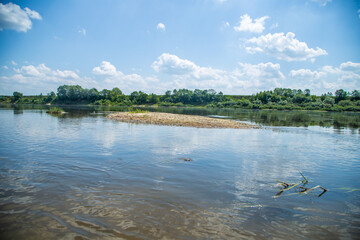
left=274, top=175, right=327, bottom=198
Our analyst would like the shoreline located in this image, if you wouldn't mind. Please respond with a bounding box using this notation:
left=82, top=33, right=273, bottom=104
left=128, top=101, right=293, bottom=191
left=107, top=112, right=259, bottom=129
left=1, top=103, right=359, bottom=113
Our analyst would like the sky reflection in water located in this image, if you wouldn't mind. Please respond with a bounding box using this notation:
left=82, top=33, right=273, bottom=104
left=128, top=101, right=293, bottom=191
left=0, top=108, right=359, bottom=239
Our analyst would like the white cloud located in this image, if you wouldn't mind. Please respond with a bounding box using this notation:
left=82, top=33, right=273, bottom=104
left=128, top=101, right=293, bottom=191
left=358, top=9, right=360, bottom=19
left=14, top=64, right=79, bottom=80
left=156, top=22, right=166, bottom=31
left=92, top=61, right=159, bottom=93
left=152, top=53, right=198, bottom=75
left=289, top=62, right=360, bottom=93
left=1, top=61, right=159, bottom=94
left=78, top=28, right=86, bottom=36
left=310, top=0, right=332, bottom=7
left=2, top=65, right=8, bottom=70
left=152, top=54, right=359, bottom=94
left=0, top=2, right=41, bottom=32
left=289, top=68, right=325, bottom=79
left=11, top=60, right=17, bottom=65
left=93, top=61, right=117, bottom=76
left=1, top=63, right=94, bottom=94
left=246, top=32, right=327, bottom=61
left=19, top=64, right=43, bottom=76
left=24, top=7, right=42, bottom=20
left=340, top=61, right=360, bottom=72
left=152, top=53, right=284, bottom=94
left=53, top=69, right=80, bottom=79
left=234, top=14, right=269, bottom=33
left=3, top=57, right=358, bottom=96
left=236, top=62, right=284, bottom=81
left=231, top=62, right=284, bottom=89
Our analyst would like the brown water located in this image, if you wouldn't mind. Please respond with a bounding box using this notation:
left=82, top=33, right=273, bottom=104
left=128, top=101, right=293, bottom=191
left=0, top=107, right=359, bottom=239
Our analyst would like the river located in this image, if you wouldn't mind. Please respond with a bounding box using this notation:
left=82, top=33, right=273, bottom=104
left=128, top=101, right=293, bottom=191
left=0, top=105, right=359, bottom=239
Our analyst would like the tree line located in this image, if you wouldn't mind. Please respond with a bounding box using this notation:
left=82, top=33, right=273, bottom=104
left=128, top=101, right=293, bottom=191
left=1, top=85, right=359, bottom=111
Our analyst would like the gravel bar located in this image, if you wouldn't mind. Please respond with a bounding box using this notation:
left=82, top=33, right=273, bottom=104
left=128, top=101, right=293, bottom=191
left=107, top=112, right=259, bottom=129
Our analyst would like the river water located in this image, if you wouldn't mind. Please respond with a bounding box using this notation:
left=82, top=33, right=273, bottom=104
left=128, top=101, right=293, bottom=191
left=0, top=106, right=359, bottom=239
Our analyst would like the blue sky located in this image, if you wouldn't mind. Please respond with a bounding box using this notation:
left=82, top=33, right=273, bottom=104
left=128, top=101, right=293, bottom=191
left=0, top=0, right=359, bottom=95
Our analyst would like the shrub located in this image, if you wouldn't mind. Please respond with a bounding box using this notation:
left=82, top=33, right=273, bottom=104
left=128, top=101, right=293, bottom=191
left=323, top=96, right=335, bottom=106
left=46, top=107, right=64, bottom=114
left=338, top=100, right=353, bottom=107
left=129, top=108, right=149, bottom=113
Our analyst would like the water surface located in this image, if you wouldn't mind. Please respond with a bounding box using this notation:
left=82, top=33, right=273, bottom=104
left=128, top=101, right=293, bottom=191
left=0, top=106, right=359, bottom=239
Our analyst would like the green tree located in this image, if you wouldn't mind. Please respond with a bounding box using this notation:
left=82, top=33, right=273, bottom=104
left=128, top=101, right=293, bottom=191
left=99, top=89, right=111, bottom=100
left=130, top=91, right=148, bottom=104
left=45, top=91, right=56, bottom=103
left=57, top=85, right=69, bottom=100
left=12, top=91, right=23, bottom=102
left=110, top=87, right=124, bottom=102
left=88, top=88, right=99, bottom=102
left=351, top=90, right=360, bottom=101
left=335, top=89, right=347, bottom=103
left=256, top=91, right=272, bottom=104
left=292, top=94, right=309, bottom=104
left=147, top=93, right=159, bottom=104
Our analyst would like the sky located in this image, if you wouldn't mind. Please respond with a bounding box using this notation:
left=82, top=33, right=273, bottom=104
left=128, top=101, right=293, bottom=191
left=0, top=0, right=359, bottom=95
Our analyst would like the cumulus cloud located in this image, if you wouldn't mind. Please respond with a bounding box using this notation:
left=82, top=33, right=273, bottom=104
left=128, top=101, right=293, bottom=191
left=2, top=65, right=8, bottom=70
left=231, top=62, right=284, bottom=89
left=246, top=32, right=327, bottom=61
left=3, top=57, right=358, bottom=96
left=93, top=61, right=118, bottom=76
left=24, top=7, right=42, bottom=20
left=234, top=14, right=269, bottom=33
left=289, top=68, right=325, bottom=80
left=235, top=62, right=284, bottom=81
left=92, top=61, right=159, bottom=93
left=156, top=22, right=166, bottom=31
left=0, top=2, right=42, bottom=32
left=0, top=63, right=96, bottom=94
left=152, top=53, right=227, bottom=86
left=152, top=53, right=198, bottom=75
left=13, top=64, right=80, bottom=80
left=152, top=54, right=359, bottom=94
left=340, top=61, right=360, bottom=72
left=289, top=62, right=360, bottom=93
left=14, top=64, right=79, bottom=80
left=18, top=64, right=43, bottom=76
left=310, top=0, right=332, bottom=7
left=152, top=53, right=284, bottom=93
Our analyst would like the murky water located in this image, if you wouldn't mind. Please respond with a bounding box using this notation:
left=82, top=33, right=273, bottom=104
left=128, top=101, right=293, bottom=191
left=0, top=106, right=359, bottom=239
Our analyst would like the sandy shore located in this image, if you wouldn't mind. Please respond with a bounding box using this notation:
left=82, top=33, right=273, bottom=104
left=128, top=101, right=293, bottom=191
left=107, top=112, right=259, bottom=129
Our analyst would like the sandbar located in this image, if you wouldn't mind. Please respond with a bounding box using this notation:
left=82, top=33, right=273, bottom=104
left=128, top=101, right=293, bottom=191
left=107, top=112, right=259, bottom=129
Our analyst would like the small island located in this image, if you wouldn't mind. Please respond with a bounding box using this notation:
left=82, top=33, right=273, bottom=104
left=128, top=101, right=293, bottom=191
left=107, top=112, right=259, bottom=129
left=46, top=107, right=65, bottom=115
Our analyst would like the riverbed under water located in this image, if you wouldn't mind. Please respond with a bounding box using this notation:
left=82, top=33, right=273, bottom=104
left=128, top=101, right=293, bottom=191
left=0, top=106, right=359, bottom=239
